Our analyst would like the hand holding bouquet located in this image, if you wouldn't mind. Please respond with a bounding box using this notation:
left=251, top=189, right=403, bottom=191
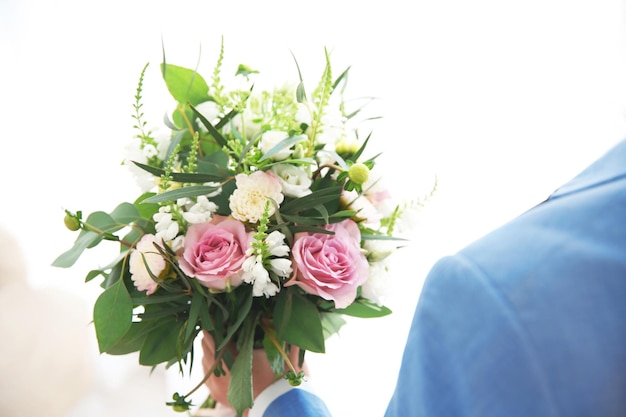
left=54, top=38, right=428, bottom=417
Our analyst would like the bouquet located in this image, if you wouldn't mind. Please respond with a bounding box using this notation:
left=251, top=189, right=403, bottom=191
left=53, top=38, right=427, bottom=416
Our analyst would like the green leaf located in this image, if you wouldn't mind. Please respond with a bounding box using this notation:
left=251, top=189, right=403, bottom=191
left=131, top=161, right=228, bottom=183
left=185, top=292, right=205, bottom=342
left=142, top=185, right=222, bottom=204
left=189, top=103, right=229, bottom=149
left=320, top=312, right=347, bottom=339
left=106, top=321, right=154, bottom=356
left=335, top=299, right=392, bottom=318
left=274, top=288, right=325, bottom=353
left=93, top=278, right=133, bottom=352
left=217, top=286, right=253, bottom=351
left=259, top=135, right=308, bottom=162
left=262, top=334, right=285, bottom=375
left=279, top=186, right=343, bottom=214
left=227, top=315, right=257, bottom=416
left=161, top=63, right=211, bottom=105
left=52, top=230, right=101, bottom=267
left=139, top=315, right=185, bottom=366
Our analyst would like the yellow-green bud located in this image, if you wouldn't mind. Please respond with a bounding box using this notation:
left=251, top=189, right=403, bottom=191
left=335, top=137, right=359, bottom=155
left=64, top=213, right=80, bottom=231
left=348, top=163, right=370, bottom=185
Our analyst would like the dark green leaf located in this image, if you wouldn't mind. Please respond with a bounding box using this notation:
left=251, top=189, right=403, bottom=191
left=189, top=103, right=229, bottom=149
left=274, top=288, right=325, bottom=353
left=227, top=314, right=257, bottom=416
left=106, top=321, right=154, bottom=355
left=139, top=315, right=185, bottom=366
left=279, top=186, right=343, bottom=213
left=131, top=161, right=227, bottom=183
left=94, top=278, right=133, bottom=352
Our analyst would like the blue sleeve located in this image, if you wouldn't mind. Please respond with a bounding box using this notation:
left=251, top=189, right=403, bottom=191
left=263, top=389, right=332, bottom=417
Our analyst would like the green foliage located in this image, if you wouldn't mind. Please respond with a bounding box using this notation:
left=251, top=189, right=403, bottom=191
left=53, top=39, right=427, bottom=417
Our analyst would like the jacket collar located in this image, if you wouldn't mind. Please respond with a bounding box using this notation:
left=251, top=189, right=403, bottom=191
left=549, top=138, right=626, bottom=200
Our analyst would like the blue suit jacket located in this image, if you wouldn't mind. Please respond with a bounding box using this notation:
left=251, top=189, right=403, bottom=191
left=259, top=139, right=626, bottom=417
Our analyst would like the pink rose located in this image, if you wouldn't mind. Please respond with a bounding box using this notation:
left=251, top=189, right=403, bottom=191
left=179, top=215, right=253, bottom=291
left=286, top=219, right=369, bottom=308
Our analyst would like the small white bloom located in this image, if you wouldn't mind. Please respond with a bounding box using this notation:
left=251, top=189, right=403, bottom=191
left=260, top=130, right=293, bottom=161
left=265, top=230, right=290, bottom=257
left=182, top=195, right=218, bottom=224
left=269, top=258, right=292, bottom=278
left=241, top=255, right=280, bottom=297
left=153, top=206, right=179, bottom=241
left=270, top=164, right=313, bottom=198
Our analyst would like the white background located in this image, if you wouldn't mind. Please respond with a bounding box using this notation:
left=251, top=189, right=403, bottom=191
left=2, top=1, right=626, bottom=416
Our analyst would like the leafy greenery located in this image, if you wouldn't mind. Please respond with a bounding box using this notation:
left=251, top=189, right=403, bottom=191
left=54, top=39, right=427, bottom=417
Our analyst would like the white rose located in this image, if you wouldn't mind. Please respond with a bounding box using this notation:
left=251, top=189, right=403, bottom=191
left=194, top=101, right=221, bottom=131
left=270, top=164, right=313, bottom=198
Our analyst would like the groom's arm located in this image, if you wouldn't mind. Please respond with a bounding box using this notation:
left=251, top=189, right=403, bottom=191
left=250, top=379, right=332, bottom=417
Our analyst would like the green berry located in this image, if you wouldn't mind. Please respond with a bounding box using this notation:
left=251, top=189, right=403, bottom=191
left=348, top=163, right=370, bottom=185
left=64, top=213, right=80, bottom=231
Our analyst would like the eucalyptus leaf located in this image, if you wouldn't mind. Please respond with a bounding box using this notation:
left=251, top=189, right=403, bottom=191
left=142, top=185, right=222, bottom=204
left=51, top=230, right=101, bottom=268
left=259, top=135, right=308, bottom=162
left=94, top=278, right=133, bottom=353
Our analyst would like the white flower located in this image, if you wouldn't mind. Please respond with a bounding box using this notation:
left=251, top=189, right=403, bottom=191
left=260, top=130, right=293, bottom=161
left=228, top=107, right=261, bottom=140
left=265, top=230, right=290, bottom=257
left=269, top=258, right=292, bottom=278
left=123, top=129, right=171, bottom=193
left=129, top=234, right=167, bottom=295
left=181, top=195, right=218, bottom=224
left=229, top=171, right=284, bottom=223
left=341, top=189, right=383, bottom=229
left=363, top=238, right=397, bottom=262
left=242, top=255, right=279, bottom=298
left=361, top=261, right=390, bottom=306
left=295, top=103, right=312, bottom=126
left=153, top=206, right=179, bottom=242
left=316, top=103, right=346, bottom=145
left=194, top=100, right=221, bottom=130
left=270, top=164, right=313, bottom=198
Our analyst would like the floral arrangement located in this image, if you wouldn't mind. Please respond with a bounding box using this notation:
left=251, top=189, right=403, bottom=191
left=53, top=39, right=427, bottom=416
